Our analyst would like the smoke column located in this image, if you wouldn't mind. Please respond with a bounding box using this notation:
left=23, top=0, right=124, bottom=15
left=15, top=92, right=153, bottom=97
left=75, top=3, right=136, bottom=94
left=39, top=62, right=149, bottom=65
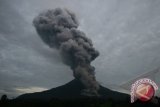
left=33, top=8, right=100, bottom=96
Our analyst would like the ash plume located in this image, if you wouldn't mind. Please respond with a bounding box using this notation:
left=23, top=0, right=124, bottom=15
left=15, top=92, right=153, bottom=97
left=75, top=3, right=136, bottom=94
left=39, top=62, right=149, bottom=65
left=33, top=8, right=100, bottom=96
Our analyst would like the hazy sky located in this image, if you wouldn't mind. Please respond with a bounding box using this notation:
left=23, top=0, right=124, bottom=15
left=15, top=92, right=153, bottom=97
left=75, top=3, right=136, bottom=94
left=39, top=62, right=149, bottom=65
left=0, top=0, right=160, bottom=98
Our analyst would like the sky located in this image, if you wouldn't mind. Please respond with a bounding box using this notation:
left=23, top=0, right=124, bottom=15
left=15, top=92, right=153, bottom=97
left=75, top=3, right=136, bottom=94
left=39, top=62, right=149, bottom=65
left=0, top=0, right=160, bottom=98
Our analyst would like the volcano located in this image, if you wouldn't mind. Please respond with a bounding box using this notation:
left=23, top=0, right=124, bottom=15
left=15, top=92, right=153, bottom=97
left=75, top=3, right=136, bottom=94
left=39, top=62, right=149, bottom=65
left=16, top=79, right=130, bottom=102
left=2, top=80, right=159, bottom=107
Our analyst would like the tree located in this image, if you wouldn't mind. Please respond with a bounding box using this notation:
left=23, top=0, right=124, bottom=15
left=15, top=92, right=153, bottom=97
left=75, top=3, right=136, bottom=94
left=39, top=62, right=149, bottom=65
left=0, top=94, right=8, bottom=102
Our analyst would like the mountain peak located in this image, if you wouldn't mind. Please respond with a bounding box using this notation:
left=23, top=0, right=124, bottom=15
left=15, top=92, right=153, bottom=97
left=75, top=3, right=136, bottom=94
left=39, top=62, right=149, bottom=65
left=16, top=79, right=129, bottom=101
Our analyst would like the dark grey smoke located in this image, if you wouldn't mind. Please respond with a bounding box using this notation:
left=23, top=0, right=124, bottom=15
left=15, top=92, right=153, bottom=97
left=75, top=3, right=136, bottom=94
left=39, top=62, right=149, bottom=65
left=33, top=8, right=100, bottom=96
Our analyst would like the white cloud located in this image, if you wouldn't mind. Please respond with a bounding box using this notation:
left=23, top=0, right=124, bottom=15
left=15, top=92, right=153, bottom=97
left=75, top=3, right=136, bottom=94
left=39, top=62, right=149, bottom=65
left=15, top=87, right=48, bottom=94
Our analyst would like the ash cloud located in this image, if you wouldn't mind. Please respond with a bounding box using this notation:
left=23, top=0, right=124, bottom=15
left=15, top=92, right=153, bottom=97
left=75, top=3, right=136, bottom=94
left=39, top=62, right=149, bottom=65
left=33, top=8, right=100, bottom=96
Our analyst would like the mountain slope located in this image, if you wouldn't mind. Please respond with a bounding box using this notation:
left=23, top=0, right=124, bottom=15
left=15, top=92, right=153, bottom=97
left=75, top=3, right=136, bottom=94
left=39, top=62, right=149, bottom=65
left=16, top=79, right=130, bottom=102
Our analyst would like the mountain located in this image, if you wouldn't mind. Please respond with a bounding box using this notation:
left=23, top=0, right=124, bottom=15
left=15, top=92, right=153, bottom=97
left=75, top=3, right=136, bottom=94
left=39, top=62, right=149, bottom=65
left=16, top=79, right=130, bottom=102
left=1, top=79, right=159, bottom=107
